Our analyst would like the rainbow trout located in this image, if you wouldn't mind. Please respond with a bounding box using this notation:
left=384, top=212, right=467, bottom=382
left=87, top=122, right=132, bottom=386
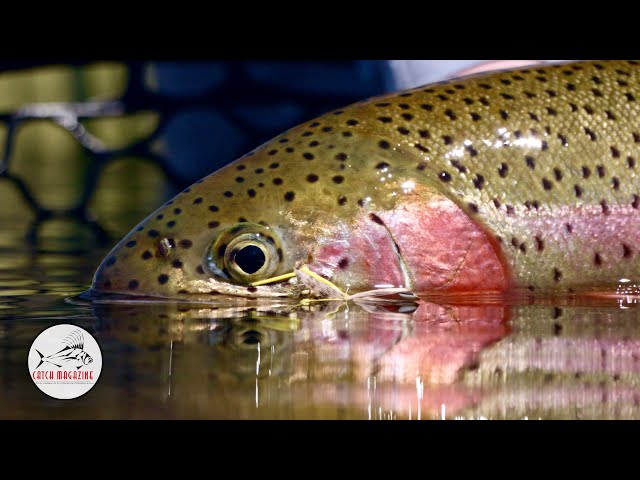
left=89, top=60, right=640, bottom=299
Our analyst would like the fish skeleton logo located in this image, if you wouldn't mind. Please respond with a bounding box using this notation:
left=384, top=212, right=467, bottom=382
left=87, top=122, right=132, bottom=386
left=28, top=324, right=102, bottom=400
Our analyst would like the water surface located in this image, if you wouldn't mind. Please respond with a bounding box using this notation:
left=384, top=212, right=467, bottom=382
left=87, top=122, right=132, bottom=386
left=2, top=231, right=639, bottom=420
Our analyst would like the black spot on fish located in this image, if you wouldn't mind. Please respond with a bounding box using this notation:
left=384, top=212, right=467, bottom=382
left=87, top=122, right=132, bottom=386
left=451, top=160, right=467, bottom=173
left=248, top=189, right=256, bottom=198
left=414, top=144, right=429, bottom=153
left=439, top=171, right=451, bottom=182
left=333, top=175, right=344, bottom=184
left=574, top=185, right=583, bottom=198
left=158, top=274, right=169, bottom=285
left=630, top=157, right=637, bottom=169
left=172, top=260, right=183, bottom=269
left=237, top=165, right=246, bottom=171
left=236, top=177, right=245, bottom=183
left=273, top=178, right=283, bottom=185
left=179, top=240, right=192, bottom=249
left=376, top=162, right=390, bottom=170
left=582, top=166, right=591, bottom=179
left=209, top=205, right=219, bottom=212
left=335, top=153, right=348, bottom=161
left=498, top=163, right=509, bottom=178
left=594, top=253, right=603, bottom=267
left=106, top=256, right=116, bottom=267
left=442, top=135, right=453, bottom=145
left=223, top=191, right=233, bottom=198
left=623, top=244, right=633, bottom=259
left=526, top=156, right=536, bottom=169
left=554, top=268, right=562, bottom=282
left=378, top=140, right=391, bottom=150
left=473, top=174, right=485, bottom=190
left=542, top=178, right=553, bottom=190
left=535, top=236, right=544, bottom=252
left=338, top=258, right=349, bottom=269
left=208, top=221, right=220, bottom=228
left=338, top=196, right=347, bottom=206
left=193, top=197, right=203, bottom=204
left=141, top=251, right=152, bottom=260
left=247, top=286, right=258, bottom=293
left=612, top=177, right=620, bottom=190
left=558, top=133, right=568, bottom=147
left=468, top=203, right=479, bottom=214
left=597, top=165, right=606, bottom=178
left=284, top=192, right=295, bottom=202
left=601, top=200, right=610, bottom=215
left=167, top=221, right=176, bottom=228
left=128, top=280, right=139, bottom=290
left=402, top=113, right=413, bottom=121
left=397, top=127, right=410, bottom=135
left=554, top=168, right=563, bottom=181
left=611, top=146, right=621, bottom=158
left=633, top=195, right=640, bottom=209
left=378, top=116, right=392, bottom=123
left=584, top=128, right=597, bottom=141
left=303, top=152, right=314, bottom=160
left=565, top=223, right=573, bottom=234
left=307, top=174, right=319, bottom=183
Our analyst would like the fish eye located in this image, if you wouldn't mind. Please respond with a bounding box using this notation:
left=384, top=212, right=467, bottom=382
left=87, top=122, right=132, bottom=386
left=206, top=223, right=282, bottom=284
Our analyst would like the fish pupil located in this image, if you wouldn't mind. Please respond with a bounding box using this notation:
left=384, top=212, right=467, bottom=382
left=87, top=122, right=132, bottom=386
left=234, top=245, right=265, bottom=274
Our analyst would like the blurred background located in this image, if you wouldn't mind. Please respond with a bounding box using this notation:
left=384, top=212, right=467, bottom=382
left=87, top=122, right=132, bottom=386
left=0, top=60, right=563, bottom=250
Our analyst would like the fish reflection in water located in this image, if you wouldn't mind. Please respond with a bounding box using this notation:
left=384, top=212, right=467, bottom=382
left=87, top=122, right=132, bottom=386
left=89, top=295, right=640, bottom=419
left=92, top=298, right=508, bottom=419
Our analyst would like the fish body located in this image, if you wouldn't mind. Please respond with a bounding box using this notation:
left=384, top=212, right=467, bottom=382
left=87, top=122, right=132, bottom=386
left=36, top=347, right=93, bottom=370
left=35, top=330, right=94, bottom=369
left=90, top=60, right=640, bottom=298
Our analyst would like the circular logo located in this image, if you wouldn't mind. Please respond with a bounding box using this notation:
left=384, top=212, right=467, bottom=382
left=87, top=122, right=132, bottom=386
left=28, top=324, right=102, bottom=400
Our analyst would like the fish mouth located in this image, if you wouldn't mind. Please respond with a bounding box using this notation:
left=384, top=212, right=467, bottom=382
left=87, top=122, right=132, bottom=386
left=82, top=276, right=306, bottom=303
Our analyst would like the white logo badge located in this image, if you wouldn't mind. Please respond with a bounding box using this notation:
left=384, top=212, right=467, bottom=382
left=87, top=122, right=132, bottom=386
left=28, top=324, right=102, bottom=400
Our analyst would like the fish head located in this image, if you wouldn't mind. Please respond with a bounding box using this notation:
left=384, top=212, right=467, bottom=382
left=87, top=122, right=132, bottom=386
left=84, top=353, right=93, bottom=365
left=90, top=104, right=500, bottom=299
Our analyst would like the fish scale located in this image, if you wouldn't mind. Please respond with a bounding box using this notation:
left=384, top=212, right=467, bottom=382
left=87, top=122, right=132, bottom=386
left=89, top=60, right=640, bottom=298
